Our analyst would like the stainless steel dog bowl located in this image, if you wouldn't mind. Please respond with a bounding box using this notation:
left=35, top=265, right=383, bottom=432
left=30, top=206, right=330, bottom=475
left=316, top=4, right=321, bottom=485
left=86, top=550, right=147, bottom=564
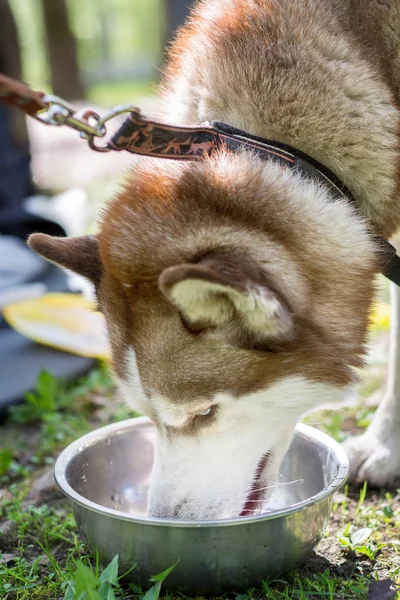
left=55, top=417, right=348, bottom=594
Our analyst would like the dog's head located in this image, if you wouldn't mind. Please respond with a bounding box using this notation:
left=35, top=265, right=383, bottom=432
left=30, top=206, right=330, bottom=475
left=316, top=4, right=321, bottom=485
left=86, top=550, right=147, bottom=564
left=29, top=152, right=378, bottom=519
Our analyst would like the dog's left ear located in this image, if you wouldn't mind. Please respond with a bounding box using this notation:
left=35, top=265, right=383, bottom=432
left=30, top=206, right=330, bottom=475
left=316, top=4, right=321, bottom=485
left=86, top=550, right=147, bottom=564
left=28, top=233, right=102, bottom=285
left=159, top=250, right=293, bottom=341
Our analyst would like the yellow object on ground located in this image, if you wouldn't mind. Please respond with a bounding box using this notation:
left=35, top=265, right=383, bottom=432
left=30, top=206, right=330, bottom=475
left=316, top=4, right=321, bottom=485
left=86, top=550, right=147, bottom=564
left=3, top=293, right=110, bottom=359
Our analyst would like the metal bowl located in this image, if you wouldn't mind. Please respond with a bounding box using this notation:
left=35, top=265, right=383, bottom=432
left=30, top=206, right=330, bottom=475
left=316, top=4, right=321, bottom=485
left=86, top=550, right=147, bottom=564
left=55, top=417, right=348, bottom=594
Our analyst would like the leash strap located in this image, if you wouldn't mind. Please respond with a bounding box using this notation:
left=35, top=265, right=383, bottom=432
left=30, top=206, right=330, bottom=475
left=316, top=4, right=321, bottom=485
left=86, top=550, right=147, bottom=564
left=0, top=73, right=47, bottom=116
left=109, top=114, right=358, bottom=204
left=1, top=72, right=399, bottom=286
left=109, top=113, right=352, bottom=202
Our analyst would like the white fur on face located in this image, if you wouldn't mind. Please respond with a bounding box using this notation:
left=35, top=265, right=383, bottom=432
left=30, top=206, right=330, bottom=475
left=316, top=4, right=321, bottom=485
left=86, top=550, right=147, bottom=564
left=118, top=348, right=346, bottom=520
left=116, top=347, right=149, bottom=416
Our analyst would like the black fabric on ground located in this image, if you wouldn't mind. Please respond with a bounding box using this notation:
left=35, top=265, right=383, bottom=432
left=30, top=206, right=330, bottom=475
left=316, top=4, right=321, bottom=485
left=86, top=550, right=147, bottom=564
left=0, top=265, right=95, bottom=414
left=0, top=98, right=94, bottom=412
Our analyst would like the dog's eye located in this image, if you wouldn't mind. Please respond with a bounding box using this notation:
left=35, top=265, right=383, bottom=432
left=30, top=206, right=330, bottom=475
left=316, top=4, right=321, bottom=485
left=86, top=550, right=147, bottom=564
left=197, top=407, right=212, bottom=417
left=193, top=404, right=218, bottom=426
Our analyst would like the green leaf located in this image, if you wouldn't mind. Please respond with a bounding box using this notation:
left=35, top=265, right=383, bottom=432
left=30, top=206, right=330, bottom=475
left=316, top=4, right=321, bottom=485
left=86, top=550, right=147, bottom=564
left=339, top=537, right=351, bottom=547
left=118, top=562, right=137, bottom=580
left=141, top=561, right=178, bottom=600
left=74, top=561, right=101, bottom=599
left=376, top=543, right=386, bottom=550
left=62, top=580, right=76, bottom=600
left=99, top=555, right=119, bottom=585
left=142, top=582, right=161, bottom=600
left=63, top=585, right=86, bottom=600
left=129, top=582, right=142, bottom=594
left=149, top=560, right=178, bottom=583
left=383, top=504, right=394, bottom=518
left=63, top=585, right=87, bottom=600
left=356, top=481, right=368, bottom=513
left=98, top=581, right=116, bottom=600
left=32, top=371, right=57, bottom=412
left=0, top=448, right=13, bottom=475
left=351, top=527, right=372, bottom=546
left=356, top=545, right=374, bottom=559
left=342, top=522, right=352, bottom=536
left=322, top=568, right=330, bottom=578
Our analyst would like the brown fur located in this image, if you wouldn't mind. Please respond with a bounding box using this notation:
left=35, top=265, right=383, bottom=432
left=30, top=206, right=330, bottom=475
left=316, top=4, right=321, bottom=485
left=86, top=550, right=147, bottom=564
left=163, top=0, right=400, bottom=238
left=92, top=152, right=377, bottom=402
left=29, top=0, right=399, bottom=406
left=28, top=234, right=102, bottom=285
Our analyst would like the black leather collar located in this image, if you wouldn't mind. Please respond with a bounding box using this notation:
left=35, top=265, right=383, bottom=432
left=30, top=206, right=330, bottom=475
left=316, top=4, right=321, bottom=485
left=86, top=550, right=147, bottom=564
left=110, top=111, right=400, bottom=286
left=212, top=122, right=400, bottom=286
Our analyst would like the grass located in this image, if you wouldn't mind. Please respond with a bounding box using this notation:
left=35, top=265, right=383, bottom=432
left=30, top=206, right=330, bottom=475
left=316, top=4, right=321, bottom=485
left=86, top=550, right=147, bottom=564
left=1, top=481, right=399, bottom=599
left=0, top=365, right=120, bottom=486
left=1, top=299, right=399, bottom=599
left=1, top=481, right=398, bottom=599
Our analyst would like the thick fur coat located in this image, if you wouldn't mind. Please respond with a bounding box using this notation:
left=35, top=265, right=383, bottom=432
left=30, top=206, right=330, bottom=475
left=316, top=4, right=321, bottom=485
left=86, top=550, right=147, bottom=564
left=29, top=0, right=400, bottom=519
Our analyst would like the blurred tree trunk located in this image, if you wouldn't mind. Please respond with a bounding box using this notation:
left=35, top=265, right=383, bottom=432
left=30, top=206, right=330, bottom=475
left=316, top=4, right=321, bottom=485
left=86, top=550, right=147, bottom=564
left=164, top=0, right=194, bottom=44
left=0, top=0, right=22, bottom=80
left=41, top=0, right=85, bottom=100
left=0, top=0, right=30, bottom=158
left=160, top=0, right=194, bottom=74
left=0, top=0, right=34, bottom=209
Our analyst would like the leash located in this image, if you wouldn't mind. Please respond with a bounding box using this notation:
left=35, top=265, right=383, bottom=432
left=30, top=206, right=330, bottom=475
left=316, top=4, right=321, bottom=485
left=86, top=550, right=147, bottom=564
left=1, top=72, right=400, bottom=285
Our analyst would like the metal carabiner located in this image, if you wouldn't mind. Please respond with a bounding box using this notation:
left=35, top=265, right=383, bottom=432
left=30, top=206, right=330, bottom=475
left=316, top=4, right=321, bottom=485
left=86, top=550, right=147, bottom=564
left=87, top=105, right=141, bottom=152
left=34, top=95, right=106, bottom=139
left=34, top=96, right=139, bottom=152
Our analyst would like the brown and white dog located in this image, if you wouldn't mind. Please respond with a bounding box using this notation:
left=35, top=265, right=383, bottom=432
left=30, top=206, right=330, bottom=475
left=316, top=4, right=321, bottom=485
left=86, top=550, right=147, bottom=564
left=29, top=0, right=400, bottom=519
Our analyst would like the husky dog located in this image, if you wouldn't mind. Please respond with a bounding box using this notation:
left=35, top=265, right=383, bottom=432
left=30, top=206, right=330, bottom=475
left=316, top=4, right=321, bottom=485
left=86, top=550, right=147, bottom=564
left=29, top=0, right=400, bottom=519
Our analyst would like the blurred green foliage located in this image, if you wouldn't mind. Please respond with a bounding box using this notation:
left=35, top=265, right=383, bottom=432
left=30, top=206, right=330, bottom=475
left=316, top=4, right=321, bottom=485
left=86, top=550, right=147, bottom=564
left=10, top=0, right=164, bottom=92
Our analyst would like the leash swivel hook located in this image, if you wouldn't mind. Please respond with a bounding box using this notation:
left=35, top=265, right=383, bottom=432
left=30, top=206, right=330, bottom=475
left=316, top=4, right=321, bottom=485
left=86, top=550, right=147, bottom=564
left=34, top=95, right=140, bottom=152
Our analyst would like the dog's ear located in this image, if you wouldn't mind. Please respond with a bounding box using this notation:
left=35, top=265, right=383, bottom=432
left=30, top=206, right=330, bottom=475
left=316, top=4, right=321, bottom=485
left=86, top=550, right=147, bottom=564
left=159, top=250, right=293, bottom=342
left=28, top=233, right=102, bottom=285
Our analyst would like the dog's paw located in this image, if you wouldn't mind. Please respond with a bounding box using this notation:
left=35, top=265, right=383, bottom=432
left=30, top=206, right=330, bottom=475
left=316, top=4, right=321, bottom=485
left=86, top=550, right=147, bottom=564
left=343, top=431, right=400, bottom=487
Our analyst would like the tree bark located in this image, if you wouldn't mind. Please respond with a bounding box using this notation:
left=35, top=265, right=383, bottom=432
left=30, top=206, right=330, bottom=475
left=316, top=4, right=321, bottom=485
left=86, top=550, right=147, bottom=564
left=164, top=0, right=194, bottom=45
left=0, top=0, right=22, bottom=79
left=0, top=0, right=29, bottom=145
left=41, top=0, right=85, bottom=100
left=0, top=0, right=33, bottom=209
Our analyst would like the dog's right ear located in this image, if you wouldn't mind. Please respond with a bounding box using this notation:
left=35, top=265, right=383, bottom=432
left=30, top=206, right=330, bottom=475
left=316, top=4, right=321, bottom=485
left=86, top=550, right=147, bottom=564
left=159, top=250, right=293, bottom=344
left=28, top=233, right=102, bottom=285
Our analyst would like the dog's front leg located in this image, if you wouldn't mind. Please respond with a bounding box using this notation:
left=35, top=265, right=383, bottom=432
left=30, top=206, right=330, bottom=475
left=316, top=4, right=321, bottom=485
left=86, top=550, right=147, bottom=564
left=344, top=282, right=400, bottom=487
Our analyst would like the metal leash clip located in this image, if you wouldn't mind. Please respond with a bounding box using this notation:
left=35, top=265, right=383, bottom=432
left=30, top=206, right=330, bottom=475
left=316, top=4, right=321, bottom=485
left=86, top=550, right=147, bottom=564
left=34, top=95, right=140, bottom=152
